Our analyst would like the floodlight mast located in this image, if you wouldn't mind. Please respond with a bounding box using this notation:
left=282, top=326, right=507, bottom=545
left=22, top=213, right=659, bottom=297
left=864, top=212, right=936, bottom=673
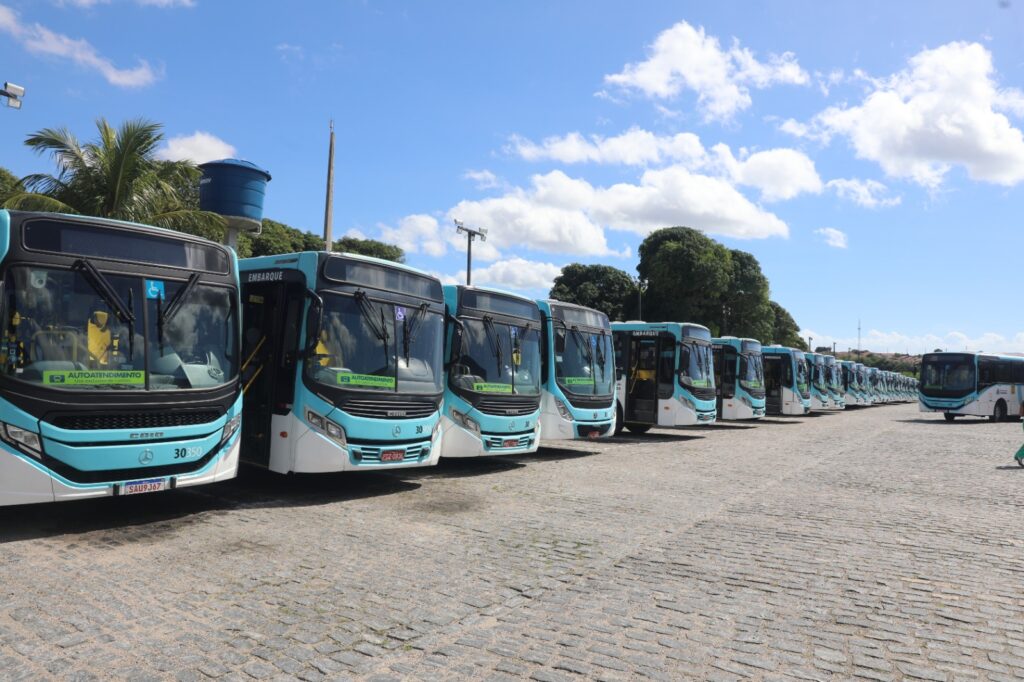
left=1, top=82, right=24, bottom=110
left=454, top=219, right=487, bottom=285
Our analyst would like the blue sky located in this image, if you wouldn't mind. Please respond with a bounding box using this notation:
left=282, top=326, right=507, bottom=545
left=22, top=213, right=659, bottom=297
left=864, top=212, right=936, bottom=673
left=1, top=1, right=1023, bottom=353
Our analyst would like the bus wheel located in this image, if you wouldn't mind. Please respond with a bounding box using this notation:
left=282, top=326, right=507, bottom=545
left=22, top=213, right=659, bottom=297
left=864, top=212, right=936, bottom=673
left=626, top=423, right=651, bottom=434
left=1018, top=457, right=1024, bottom=468
left=614, top=406, right=624, bottom=436
left=943, top=413, right=956, bottom=422
left=991, top=401, right=1007, bottom=423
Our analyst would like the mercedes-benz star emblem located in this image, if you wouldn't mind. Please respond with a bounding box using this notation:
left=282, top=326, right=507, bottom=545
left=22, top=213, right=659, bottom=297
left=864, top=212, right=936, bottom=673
left=392, top=425, right=402, bottom=437
left=138, top=449, right=154, bottom=465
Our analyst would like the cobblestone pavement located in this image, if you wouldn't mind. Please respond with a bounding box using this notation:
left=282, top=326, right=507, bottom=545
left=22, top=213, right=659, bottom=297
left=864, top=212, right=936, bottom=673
left=2, top=403, right=1024, bottom=681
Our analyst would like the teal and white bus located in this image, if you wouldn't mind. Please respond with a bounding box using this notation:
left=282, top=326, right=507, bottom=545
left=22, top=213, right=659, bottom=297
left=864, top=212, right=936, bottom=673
left=239, top=252, right=445, bottom=472
left=536, top=300, right=616, bottom=441
left=840, top=360, right=868, bottom=406
left=806, top=352, right=831, bottom=410
left=711, top=336, right=765, bottom=420
left=0, top=210, right=242, bottom=506
left=919, top=352, right=1024, bottom=422
left=441, top=285, right=542, bottom=457
left=761, top=346, right=810, bottom=415
left=823, top=355, right=846, bottom=410
left=612, top=322, right=716, bottom=433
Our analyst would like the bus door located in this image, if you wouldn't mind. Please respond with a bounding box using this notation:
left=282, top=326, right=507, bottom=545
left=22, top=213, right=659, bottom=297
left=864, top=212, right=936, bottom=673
left=625, top=335, right=659, bottom=425
left=240, top=274, right=305, bottom=467
left=764, top=355, right=783, bottom=414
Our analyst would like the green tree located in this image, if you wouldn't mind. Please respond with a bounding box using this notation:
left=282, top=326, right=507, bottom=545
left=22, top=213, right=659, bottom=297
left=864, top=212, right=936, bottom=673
left=549, top=263, right=638, bottom=321
left=3, top=118, right=224, bottom=234
left=637, top=227, right=732, bottom=330
left=722, top=249, right=773, bottom=340
left=333, top=235, right=404, bottom=263
left=0, top=166, right=21, bottom=205
left=769, top=301, right=807, bottom=350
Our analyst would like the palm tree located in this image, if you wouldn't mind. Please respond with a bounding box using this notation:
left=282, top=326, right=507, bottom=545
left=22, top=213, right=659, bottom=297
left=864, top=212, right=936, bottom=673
left=3, top=118, right=225, bottom=237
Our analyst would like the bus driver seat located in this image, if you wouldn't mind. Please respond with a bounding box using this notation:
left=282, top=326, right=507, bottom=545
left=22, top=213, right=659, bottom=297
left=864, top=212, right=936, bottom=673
left=87, top=310, right=115, bottom=367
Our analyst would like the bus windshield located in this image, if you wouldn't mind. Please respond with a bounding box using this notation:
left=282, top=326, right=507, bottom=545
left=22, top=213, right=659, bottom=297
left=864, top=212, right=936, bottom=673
left=307, top=292, right=444, bottom=394
left=813, top=361, right=828, bottom=391
left=738, top=352, right=764, bottom=391
left=680, top=341, right=714, bottom=389
left=1, top=265, right=236, bottom=391
left=920, top=354, right=975, bottom=397
left=450, top=316, right=541, bottom=396
left=793, top=353, right=810, bottom=396
left=554, top=326, right=614, bottom=396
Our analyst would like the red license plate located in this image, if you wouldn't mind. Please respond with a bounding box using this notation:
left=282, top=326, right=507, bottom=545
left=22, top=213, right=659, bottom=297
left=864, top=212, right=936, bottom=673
left=381, top=450, right=404, bottom=462
left=502, top=439, right=519, bottom=448
left=587, top=430, right=600, bottom=439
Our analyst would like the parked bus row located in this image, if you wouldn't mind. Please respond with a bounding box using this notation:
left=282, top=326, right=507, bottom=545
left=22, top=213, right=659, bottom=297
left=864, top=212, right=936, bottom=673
left=0, top=211, right=917, bottom=507
left=611, top=326, right=917, bottom=433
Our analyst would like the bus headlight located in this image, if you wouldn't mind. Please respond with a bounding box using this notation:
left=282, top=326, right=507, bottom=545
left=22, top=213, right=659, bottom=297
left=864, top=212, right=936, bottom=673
left=307, top=409, right=347, bottom=446
left=1, top=423, right=42, bottom=459
left=220, top=414, right=241, bottom=445
left=676, top=394, right=695, bottom=411
left=450, top=408, right=480, bottom=435
left=554, top=398, right=573, bottom=421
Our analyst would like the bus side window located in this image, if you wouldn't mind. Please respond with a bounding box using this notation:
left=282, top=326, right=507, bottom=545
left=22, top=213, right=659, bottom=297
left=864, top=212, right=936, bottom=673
left=657, top=344, right=675, bottom=399
left=784, top=359, right=794, bottom=386
left=613, top=333, right=624, bottom=380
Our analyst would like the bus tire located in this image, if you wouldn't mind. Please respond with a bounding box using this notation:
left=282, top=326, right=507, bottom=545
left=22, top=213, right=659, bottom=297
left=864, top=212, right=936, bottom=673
left=625, top=423, right=651, bottom=434
left=614, top=405, right=624, bottom=436
left=1018, top=457, right=1024, bottom=468
left=943, top=413, right=956, bottom=422
left=991, top=400, right=1007, bottom=423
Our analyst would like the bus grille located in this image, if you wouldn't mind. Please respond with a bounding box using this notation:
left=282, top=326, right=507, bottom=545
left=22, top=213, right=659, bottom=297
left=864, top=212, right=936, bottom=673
left=476, top=396, right=539, bottom=416
left=339, top=399, right=438, bottom=420
left=51, top=411, right=221, bottom=430
left=565, top=394, right=615, bottom=410
left=484, top=434, right=533, bottom=449
left=689, top=386, right=716, bottom=401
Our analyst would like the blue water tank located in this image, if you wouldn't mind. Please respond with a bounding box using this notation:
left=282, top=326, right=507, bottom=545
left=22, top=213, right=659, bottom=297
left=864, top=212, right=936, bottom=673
left=198, top=159, right=272, bottom=233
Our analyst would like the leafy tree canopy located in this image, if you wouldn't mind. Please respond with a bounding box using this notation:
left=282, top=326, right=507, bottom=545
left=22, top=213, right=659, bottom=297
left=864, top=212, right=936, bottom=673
left=769, top=301, right=807, bottom=350
left=333, top=235, right=404, bottom=263
left=549, top=263, right=638, bottom=321
left=638, top=227, right=732, bottom=329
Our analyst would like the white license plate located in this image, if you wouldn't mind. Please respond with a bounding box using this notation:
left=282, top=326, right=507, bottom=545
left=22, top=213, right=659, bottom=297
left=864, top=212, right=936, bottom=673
left=122, top=478, right=167, bottom=495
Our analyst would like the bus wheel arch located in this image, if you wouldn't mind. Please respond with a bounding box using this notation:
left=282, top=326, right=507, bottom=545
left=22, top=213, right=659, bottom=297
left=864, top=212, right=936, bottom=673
left=943, top=413, right=956, bottom=422
left=991, top=400, right=1007, bottom=422
left=625, top=423, right=651, bottom=434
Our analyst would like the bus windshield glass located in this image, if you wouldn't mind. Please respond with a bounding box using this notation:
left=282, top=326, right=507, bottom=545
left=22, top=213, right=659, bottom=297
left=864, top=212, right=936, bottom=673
left=920, top=354, right=975, bottom=397
left=554, top=326, right=614, bottom=396
left=307, top=292, right=444, bottom=394
left=680, top=341, right=714, bottom=389
left=1, top=265, right=236, bottom=390
left=450, top=316, right=541, bottom=396
left=738, top=352, right=764, bottom=391
left=813, top=361, right=828, bottom=391
left=793, top=352, right=810, bottom=396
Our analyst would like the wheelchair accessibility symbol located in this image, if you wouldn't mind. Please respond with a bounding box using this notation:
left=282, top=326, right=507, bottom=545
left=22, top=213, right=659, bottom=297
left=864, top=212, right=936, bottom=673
left=145, top=280, right=165, bottom=300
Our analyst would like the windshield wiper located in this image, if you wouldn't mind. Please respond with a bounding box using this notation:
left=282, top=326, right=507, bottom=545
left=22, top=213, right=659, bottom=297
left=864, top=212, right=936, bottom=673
left=156, top=272, right=200, bottom=354
left=402, top=303, right=430, bottom=364
left=482, top=315, right=504, bottom=371
left=73, top=258, right=135, bottom=359
left=595, top=331, right=608, bottom=389
left=354, top=290, right=390, bottom=367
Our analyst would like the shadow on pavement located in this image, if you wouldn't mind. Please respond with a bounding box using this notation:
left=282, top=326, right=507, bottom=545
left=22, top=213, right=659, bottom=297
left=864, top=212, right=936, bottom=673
left=0, top=467, right=420, bottom=543
left=995, top=464, right=1024, bottom=471
left=753, top=418, right=804, bottom=426
left=608, top=432, right=704, bottom=444
left=404, top=456, right=526, bottom=479
left=896, top=418, right=999, bottom=425
left=512, top=446, right=601, bottom=462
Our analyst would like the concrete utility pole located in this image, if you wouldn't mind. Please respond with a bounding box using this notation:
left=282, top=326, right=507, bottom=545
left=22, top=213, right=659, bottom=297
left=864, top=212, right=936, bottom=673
left=323, top=120, right=335, bottom=251
left=454, top=219, right=487, bottom=285
left=857, top=318, right=861, bottom=361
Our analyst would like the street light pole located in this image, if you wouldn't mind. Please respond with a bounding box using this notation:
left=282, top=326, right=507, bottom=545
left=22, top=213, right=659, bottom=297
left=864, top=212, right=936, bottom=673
left=1, top=82, right=24, bottom=110
left=454, top=219, right=487, bottom=285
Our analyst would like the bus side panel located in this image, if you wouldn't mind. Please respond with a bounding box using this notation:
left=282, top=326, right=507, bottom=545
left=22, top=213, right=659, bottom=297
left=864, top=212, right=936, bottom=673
left=0, top=447, right=56, bottom=505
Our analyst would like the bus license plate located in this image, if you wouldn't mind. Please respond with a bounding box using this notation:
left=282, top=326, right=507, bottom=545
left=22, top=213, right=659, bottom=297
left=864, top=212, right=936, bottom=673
left=502, top=439, right=519, bottom=448
left=587, top=430, right=600, bottom=439
left=381, top=450, right=404, bottom=462
left=122, top=478, right=166, bottom=495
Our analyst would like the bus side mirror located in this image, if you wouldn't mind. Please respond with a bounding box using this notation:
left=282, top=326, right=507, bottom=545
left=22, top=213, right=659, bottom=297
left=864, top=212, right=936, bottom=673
left=449, top=317, right=465, bottom=365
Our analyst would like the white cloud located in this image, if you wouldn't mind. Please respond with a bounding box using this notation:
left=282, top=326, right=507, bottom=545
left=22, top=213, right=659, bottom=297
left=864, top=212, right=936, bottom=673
left=814, top=227, right=848, bottom=249
left=508, top=128, right=707, bottom=167
left=156, top=131, right=236, bottom=164
left=456, top=258, right=562, bottom=292
left=0, top=4, right=158, bottom=87
left=801, top=328, right=1024, bottom=355
left=826, top=178, right=901, bottom=208
left=604, top=20, right=808, bottom=121
left=711, top=144, right=822, bottom=201
left=378, top=214, right=447, bottom=258
left=463, top=169, right=501, bottom=189
left=798, top=41, right=1024, bottom=188
left=275, top=42, right=304, bottom=62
